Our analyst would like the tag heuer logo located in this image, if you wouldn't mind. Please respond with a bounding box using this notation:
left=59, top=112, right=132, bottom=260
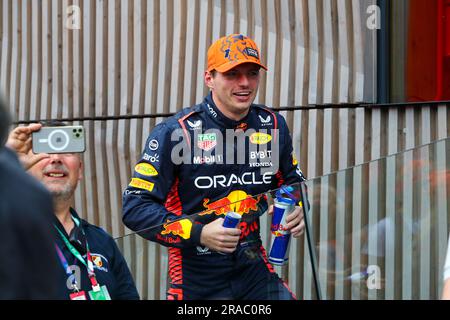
left=197, top=133, right=217, bottom=151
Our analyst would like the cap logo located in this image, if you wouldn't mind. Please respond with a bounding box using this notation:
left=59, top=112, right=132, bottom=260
left=245, top=47, right=259, bottom=59
left=207, top=34, right=267, bottom=72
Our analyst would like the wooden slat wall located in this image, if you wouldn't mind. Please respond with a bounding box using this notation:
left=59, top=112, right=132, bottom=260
left=1, top=0, right=377, bottom=119
left=1, top=0, right=450, bottom=300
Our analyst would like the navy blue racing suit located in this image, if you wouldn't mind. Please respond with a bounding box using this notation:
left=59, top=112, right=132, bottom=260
left=122, top=93, right=306, bottom=300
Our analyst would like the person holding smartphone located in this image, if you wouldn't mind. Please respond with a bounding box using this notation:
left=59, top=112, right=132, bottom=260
left=6, top=122, right=140, bottom=300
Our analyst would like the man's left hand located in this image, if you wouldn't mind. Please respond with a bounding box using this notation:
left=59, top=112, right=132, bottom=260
left=285, top=206, right=305, bottom=237
left=268, top=204, right=305, bottom=238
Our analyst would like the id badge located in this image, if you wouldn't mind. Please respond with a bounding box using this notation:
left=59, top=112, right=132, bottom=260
left=88, top=285, right=111, bottom=300
left=70, top=291, right=87, bottom=300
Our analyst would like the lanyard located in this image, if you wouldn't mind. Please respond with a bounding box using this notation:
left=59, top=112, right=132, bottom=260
left=55, top=244, right=80, bottom=292
left=54, top=216, right=99, bottom=289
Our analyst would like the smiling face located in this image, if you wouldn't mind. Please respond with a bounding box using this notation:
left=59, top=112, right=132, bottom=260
left=205, top=63, right=261, bottom=121
left=28, top=153, right=83, bottom=201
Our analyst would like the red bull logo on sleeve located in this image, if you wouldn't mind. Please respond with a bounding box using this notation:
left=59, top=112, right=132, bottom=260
left=161, top=219, right=192, bottom=240
left=200, top=190, right=262, bottom=216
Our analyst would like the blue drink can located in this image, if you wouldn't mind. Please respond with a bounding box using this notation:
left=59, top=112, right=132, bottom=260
left=269, top=196, right=296, bottom=265
left=223, top=211, right=242, bottom=228
left=268, top=234, right=291, bottom=265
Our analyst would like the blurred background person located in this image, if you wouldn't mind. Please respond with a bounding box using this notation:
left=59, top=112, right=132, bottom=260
left=0, top=97, right=60, bottom=299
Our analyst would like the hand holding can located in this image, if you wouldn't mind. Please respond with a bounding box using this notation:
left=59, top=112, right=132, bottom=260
left=268, top=189, right=296, bottom=265
left=222, top=211, right=242, bottom=228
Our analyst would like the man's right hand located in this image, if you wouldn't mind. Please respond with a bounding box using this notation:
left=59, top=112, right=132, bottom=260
left=200, top=218, right=241, bottom=254
left=6, top=123, right=50, bottom=170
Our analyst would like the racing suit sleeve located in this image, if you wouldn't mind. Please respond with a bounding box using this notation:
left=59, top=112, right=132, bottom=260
left=122, top=123, right=204, bottom=248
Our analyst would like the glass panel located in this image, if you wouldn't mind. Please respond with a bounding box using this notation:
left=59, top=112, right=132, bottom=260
left=114, top=182, right=315, bottom=300
left=306, top=138, right=449, bottom=299
left=115, top=138, right=449, bottom=300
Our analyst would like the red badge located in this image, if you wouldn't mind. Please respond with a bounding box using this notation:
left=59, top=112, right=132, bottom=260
left=70, top=291, right=88, bottom=300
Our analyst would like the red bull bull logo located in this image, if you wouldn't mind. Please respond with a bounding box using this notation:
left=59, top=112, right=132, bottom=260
left=200, top=190, right=262, bottom=216
left=201, top=197, right=232, bottom=216
left=161, top=219, right=192, bottom=240
left=235, top=122, right=248, bottom=131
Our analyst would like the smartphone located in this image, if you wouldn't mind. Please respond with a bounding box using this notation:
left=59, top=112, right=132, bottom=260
left=32, top=125, right=86, bottom=154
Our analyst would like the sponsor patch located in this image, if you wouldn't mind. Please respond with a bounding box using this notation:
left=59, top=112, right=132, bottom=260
left=200, top=190, right=263, bottom=217
left=196, top=246, right=211, bottom=256
left=161, top=219, right=192, bottom=240
left=249, top=161, right=272, bottom=168
left=245, top=47, right=259, bottom=59
left=143, top=153, right=159, bottom=163
left=149, top=139, right=159, bottom=151
left=124, top=190, right=142, bottom=195
left=197, top=133, right=217, bottom=151
left=92, top=255, right=103, bottom=268
left=187, top=120, right=202, bottom=129
left=129, top=178, right=155, bottom=192
left=259, top=115, right=271, bottom=124
left=207, top=104, right=218, bottom=118
left=250, top=132, right=272, bottom=145
left=194, top=172, right=272, bottom=189
left=90, top=254, right=108, bottom=272
left=250, top=150, right=272, bottom=159
left=193, top=154, right=223, bottom=164
left=134, top=163, right=158, bottom=176
left=235, top=123, right=248, bottom=131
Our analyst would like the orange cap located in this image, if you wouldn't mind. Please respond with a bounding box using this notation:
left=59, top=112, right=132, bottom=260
left=206, top=34, right=267, bottom=73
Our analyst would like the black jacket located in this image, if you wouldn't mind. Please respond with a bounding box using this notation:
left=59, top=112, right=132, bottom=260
left=0, top=148, right=60, bottom=299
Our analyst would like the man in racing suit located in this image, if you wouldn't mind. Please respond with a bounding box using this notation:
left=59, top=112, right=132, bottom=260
left=123, top=34, right=306, bottom=300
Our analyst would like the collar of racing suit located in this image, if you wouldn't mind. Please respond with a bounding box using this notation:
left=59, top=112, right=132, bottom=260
left=203, top=92, right=253, bottom=129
